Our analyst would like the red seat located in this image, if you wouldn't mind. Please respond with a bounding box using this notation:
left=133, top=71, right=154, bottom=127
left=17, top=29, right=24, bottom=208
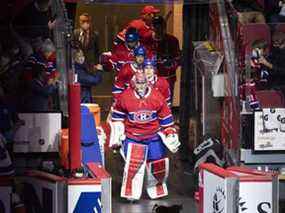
left=256, top=90, right=285, bottom=108
left=241, top=23, right=271, bottom=56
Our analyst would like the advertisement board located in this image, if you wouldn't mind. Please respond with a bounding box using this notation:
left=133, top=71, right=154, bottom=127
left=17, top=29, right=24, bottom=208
left=67, top=179, right=102, bottom=213
left=228, top=167, right=278, bottom=213
left=254, top=109, right=285, bottom=151
left=19, top=170, right=66, bottom=213
left=239, top=182, right=272, bottom=213
left=14, top=113, right=62, bottom=153
left=67, top=163, right=112, bottom=213
left=199, top=163, right=239, bottom=213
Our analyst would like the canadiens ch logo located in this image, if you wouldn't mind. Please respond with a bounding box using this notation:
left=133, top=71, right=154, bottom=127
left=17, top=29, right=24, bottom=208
left=213, top=187, right=225, bottom=213
left=239, top=197, right=248, bottom=212
left=133, top=111, right=154, bottom=123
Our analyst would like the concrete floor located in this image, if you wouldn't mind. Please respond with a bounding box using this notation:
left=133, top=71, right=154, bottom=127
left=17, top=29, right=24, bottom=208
left=113, top=196, right=197, bottom=213
left=106, top=149, right=198, bottom=213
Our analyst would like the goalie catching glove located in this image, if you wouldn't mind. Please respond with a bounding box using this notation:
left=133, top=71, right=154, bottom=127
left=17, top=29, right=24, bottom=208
left=108, top=121, right=126, bottom=149
left=158, top=127, right=180, bottom=153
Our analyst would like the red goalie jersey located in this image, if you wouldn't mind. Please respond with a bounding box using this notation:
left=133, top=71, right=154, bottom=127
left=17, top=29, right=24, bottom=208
left=111, top=87, right=174, bottom=140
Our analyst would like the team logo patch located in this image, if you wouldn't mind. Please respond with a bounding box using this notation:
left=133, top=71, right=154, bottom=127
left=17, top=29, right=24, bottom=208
left=213, top=186, right=225, bottom=213
left=131, top=111, right=156, bottom=123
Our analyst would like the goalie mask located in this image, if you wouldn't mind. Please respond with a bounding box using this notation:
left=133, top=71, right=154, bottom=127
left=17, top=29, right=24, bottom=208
left=131, top=72, right=148, bottom=98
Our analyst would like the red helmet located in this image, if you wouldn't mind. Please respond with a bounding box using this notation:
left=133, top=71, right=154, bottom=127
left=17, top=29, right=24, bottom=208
left=131, top=72, right=148, bottom=97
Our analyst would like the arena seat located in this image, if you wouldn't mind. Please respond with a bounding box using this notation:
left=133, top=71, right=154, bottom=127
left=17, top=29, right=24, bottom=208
left=256, top=90, right=285, bottom=108
left=241, top=23, right=271, bottom=56
left=256, top=0, right=265, bottom=9
left=275, top=23, right=285, bottom=34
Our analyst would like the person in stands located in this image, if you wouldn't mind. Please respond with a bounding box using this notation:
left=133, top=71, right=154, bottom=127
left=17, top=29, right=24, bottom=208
left=258, top=32, right=285, bottom=88
left=270, top=0, right=285, bottom=23
left=74, top=49, right=103, bottom=103
left=250, top=39, right=271, bottom=86
left=74, top=13, right=100, bottom=69
left=12, top=0, right=55, bottom=57
left=24, top=63, right=57, bottom=111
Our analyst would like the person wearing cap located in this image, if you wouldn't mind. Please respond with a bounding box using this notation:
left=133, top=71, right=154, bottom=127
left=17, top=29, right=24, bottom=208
left=74, top=13, right=100, bottom=69
left=115, top=5, right=160, bottom=46
left=151, top=16, right=181, bottom=102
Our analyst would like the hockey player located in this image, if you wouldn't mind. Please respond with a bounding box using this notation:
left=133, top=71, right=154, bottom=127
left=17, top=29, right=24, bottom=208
left=109, top=72, right=180, bottom=201
left=144, top=58, right=171, bottom=106
left=115, top=5, right=160, bottom=46
left=112, top=45, right=146, bottom=99
left=102, top=28, right=140, bottom=72
left=151, top=16, right=181, bottom=101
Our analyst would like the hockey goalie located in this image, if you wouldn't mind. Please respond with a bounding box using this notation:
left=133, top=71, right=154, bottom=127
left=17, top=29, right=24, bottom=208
left=109, top=72, right=180, bottom=201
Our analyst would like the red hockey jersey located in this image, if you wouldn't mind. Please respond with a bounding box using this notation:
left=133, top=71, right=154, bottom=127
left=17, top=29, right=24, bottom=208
left=112, top=87, right=174, bottom=140
left=117, top=19, right=154, bottom=45
left=149, top=34, right=181, bottom=83
left=109, top=43, right=136, bottom=72
left=150, top=76, right=171, bottom=106
left=112, top=63, right=143, bottom=99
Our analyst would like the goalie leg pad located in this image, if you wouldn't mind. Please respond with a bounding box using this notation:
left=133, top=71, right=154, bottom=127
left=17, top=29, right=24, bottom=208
left=146, top=136, right=167, bottom=161
left=121, top=142, right=148, bottom=200
left=146, top=157, right=169, bottom=199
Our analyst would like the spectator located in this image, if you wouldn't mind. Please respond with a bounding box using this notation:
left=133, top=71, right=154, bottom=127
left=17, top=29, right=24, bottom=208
left=270, top=0, right=285, bottom=23
left=24, top=63, right=57, bottom=111
left=250, top=39, right=270, bottom=86
left=232, top=0, right=266, bottom=24
left=74, top=49, right=103, bottom=103
left=257, top=31, right=285, bottom=87
left=12, top=0, right=55, bottom=57
left=23, top=39, right=59, bottom=109
left=74, top=13, right=100, bottom=68
left=25, top=39, right=58, bottom=84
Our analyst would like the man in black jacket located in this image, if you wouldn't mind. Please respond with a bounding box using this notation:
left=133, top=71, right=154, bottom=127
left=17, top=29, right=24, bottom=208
left=74, top=13, right=100, bottom=69
left=257, top=31, right=285, bottom=88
